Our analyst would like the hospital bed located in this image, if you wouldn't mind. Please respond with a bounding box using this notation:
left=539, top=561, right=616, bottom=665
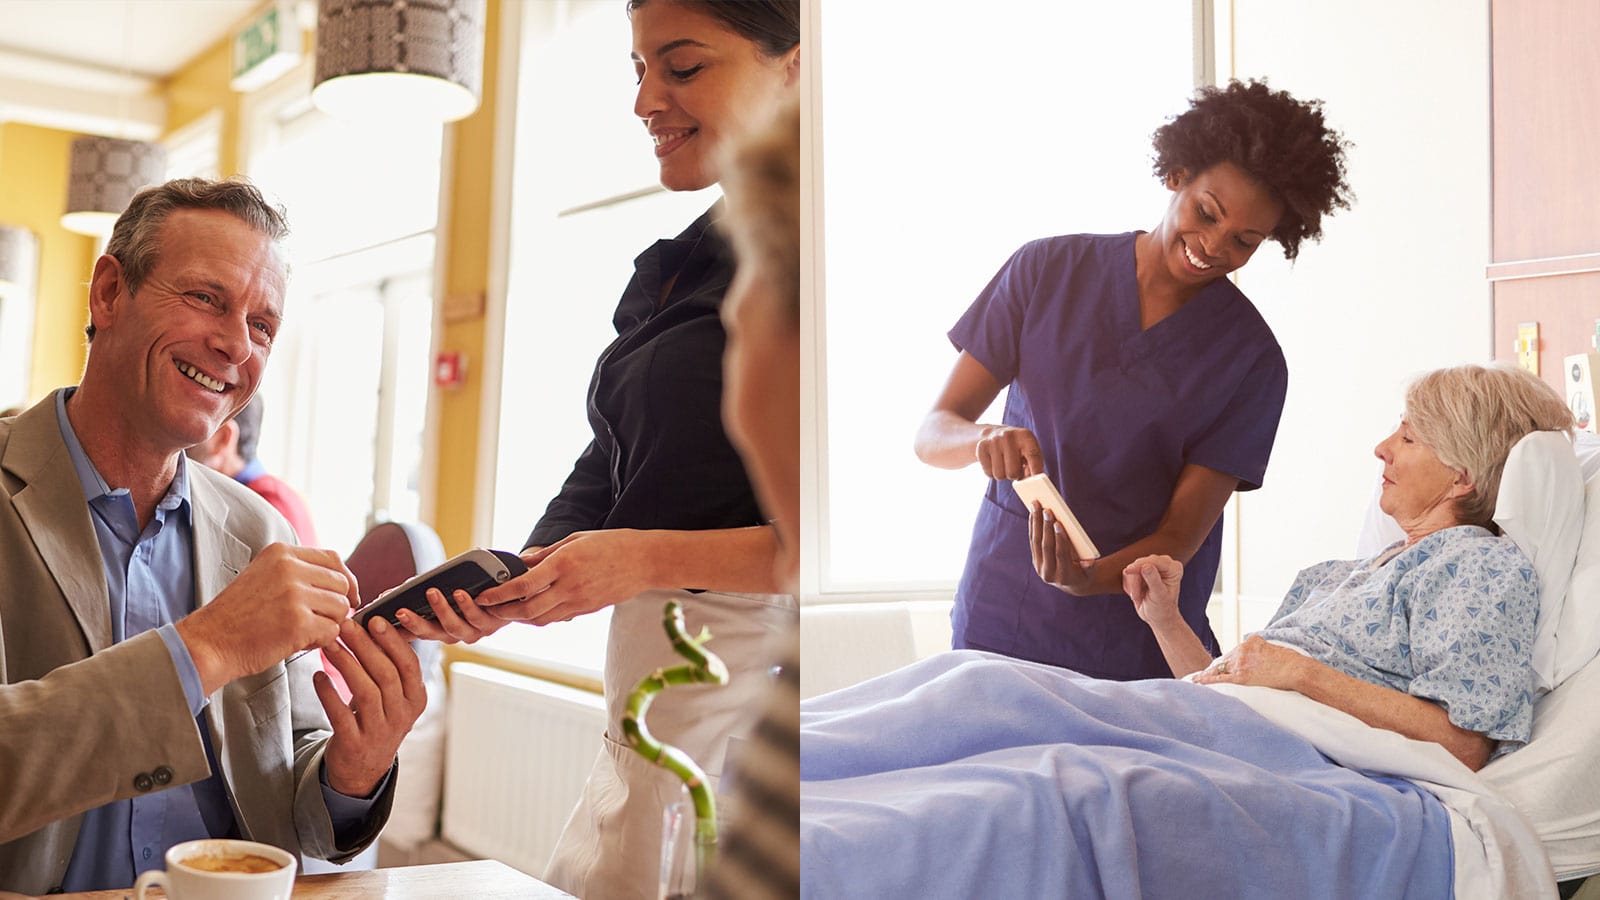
left=800, top=430, right=1600, bottom=899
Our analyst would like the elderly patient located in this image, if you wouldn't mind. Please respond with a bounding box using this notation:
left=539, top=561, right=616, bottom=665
left=1033, top=362, right=1566, bottom=770
left=801, top=363, right=1571, bottom=900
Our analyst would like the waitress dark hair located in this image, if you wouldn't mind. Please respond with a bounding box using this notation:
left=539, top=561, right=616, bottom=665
left=625, top=0, right=799, bottom=57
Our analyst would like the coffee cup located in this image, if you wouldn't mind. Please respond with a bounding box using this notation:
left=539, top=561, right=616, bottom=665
left=133, top=839, right=296, bottom=900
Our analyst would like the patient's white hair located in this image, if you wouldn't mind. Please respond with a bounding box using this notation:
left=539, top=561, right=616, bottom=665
left=1406, top=363, right=1574, bottom=529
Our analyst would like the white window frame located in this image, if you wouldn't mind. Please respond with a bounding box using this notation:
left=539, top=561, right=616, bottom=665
left=237, top=56, right=448, bottom=549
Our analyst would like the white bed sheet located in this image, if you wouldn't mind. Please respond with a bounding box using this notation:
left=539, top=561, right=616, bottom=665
left=1482, top=647, right=1600, bottom=881
left=1202, top=680, right=1556, bottom=900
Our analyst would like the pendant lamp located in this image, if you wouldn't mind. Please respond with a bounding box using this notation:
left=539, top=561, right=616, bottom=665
left=312, top=0, right=487, bottom=124
left=0, top=225, right=38, bottom=296
left=61, top=136, right=169, bottom=238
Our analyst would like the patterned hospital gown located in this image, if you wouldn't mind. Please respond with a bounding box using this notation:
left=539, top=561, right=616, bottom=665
left=1255, top=524, right=1538, bottom=757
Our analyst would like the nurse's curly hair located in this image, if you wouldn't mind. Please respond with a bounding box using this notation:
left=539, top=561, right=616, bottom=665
left=1151, top=78, right=1353, bottom=261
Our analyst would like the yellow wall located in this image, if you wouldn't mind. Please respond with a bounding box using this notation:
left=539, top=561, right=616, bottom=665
left=0, top=122, right=97, bottom=402
left=433, top=0, right=502, bottom=555
left=162, top=31, right=243, bottom=177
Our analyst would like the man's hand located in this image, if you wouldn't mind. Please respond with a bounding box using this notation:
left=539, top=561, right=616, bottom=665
left=315, top=616, right=427, bottom=797
left=476, top=531, right=658, bottom=625
left=176, top=543, right=359, bottom=695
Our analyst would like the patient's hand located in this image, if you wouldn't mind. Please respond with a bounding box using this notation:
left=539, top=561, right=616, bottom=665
left=1194, top=636, right=1309, bottom=691
left=1122, top=555, right=1183, bottom=629
left=1030, top=502, right=1096, bottom=593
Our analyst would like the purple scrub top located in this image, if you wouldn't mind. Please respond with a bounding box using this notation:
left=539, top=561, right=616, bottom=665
left=948, top=232, right=1287, bottom=679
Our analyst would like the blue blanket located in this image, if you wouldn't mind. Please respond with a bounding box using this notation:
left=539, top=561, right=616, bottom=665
left=800, top=651, right=1454, bottom=899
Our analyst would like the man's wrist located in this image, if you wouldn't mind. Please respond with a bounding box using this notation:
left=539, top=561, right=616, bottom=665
left=324, top=758, right=383, bottom=799
left=175, top=617, right=232, bottom=696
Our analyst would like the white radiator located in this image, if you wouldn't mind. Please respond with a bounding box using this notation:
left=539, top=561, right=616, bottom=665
left=441, top=662, right=607, bottom=877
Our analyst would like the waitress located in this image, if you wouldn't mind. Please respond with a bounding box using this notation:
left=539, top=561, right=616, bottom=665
left=915, top=80, right=1354, bottom=681
left=398, top=2, right=799, bottom=898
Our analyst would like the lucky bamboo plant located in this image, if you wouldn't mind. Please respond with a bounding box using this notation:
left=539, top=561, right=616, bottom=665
left=623, top=600, right=730, bottom=882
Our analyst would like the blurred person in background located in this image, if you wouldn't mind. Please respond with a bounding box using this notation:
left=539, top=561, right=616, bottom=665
left=187, top=393, right=318, bottom=545
left=696, top=92, right=801, bottom=900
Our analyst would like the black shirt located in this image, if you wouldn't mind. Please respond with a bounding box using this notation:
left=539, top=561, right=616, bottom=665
left=526, top=205, right=765, bottom=549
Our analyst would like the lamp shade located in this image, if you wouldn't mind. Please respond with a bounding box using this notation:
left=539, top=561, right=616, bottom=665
left=61, top=136, right=169, bottom=238
left=0, top=225, right=38, bottom=295
left=312, top=0, right=486, bottom=124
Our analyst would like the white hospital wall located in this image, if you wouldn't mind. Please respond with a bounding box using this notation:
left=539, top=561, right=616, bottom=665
left=1226, top=0, right=1491, bottom=618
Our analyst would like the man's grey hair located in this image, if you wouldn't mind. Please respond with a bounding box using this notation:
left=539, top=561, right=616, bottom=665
left=87, top=177, right=289, bottom=341
left=1406, top=363, right=1575, bottom=529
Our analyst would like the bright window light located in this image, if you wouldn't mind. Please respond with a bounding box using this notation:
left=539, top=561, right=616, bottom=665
left=817, top=2, right=1196, bottom=593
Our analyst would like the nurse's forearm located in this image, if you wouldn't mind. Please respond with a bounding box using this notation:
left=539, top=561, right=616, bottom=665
left=914, top=410, right=991, bottom=469
left=648, top=526, right=788, bottom=595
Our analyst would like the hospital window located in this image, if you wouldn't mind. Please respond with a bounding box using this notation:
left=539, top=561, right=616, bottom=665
left=805, top=1, right=1203, bottom=602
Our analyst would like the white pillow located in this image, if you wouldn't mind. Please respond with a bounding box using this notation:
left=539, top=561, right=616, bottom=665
left=1355, top=430, right=1584, bottom=694
left=1495, top=430, right=1585, bottom=693
left=1576, top=430, right=1600, bottom=481
left=1553, top=469, right=1600, bottom=688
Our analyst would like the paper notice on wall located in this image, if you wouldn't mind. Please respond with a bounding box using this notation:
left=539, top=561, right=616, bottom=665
left=1565, top=353, right=1600, bottom=434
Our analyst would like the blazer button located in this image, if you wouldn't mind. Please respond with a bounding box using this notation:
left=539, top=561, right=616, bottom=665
left=133, top=772, right=154, bottom=792
left=152, top=766, right=173, bottom=786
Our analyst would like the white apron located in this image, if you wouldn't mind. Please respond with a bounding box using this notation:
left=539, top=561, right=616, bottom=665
left=543, top=588, right=795, bottom=900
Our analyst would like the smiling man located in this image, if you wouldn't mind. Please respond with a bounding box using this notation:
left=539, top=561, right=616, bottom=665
left=0, top=178, right=423, bottom=894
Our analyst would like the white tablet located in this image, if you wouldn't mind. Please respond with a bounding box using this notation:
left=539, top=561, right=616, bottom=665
left=1013, top=473, right=1100, bottom=560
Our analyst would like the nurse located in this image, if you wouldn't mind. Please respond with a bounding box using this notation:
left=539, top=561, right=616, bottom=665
left=914, top=80, right=1354, bottom=680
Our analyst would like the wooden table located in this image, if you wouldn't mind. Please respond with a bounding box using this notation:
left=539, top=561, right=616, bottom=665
left=47, top=859, right=575, bottom=899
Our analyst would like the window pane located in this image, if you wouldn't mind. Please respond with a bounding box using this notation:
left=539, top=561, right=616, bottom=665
left=820, top=1, right=1195, bottom=591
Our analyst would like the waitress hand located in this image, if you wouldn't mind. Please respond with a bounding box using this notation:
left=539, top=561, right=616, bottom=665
left=975, top=425, right=1044, bottom=481
left=1121, top=555, right=1184, bottom=630
left=475, top=531, right=654, bottom=626
left=1030, top=501, right=1095, bottom=594
left=391, top=586, right=510, bottom=645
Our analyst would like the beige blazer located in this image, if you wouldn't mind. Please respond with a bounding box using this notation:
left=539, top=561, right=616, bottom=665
left=0, top=392, right=391, bottom=894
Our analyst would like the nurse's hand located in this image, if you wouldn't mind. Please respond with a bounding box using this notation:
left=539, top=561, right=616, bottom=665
left=1030, top=501, right=1095, bottom=593
left=475, top=531, right=652, bottom=625
left=975, top=425, right=1043, bottom=481
left=1122, top=555, right=1183, bottom=630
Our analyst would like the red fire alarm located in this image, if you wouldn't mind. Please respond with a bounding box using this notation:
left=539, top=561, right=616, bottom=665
left=434, top=351, right=466, bottom=388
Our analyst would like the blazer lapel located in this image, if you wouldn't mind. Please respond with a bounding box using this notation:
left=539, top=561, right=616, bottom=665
left=2, top=393, right=112, bottom=652
left=188, top=470, right=252, bottom=613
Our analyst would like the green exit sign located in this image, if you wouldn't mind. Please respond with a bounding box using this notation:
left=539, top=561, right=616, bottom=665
left=232, top=2, right=301, bottom=92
